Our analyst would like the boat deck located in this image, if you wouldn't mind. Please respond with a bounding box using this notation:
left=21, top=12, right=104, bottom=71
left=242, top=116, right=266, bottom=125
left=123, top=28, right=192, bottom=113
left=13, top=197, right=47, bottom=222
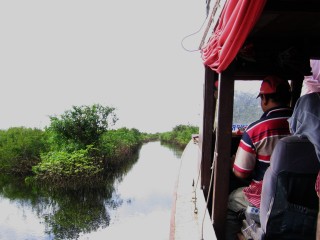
left=170, top=140, right=217, bottom=240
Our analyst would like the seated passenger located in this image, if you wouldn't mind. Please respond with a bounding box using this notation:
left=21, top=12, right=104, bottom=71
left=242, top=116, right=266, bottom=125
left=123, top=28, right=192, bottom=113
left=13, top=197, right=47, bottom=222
left=301, top=59, right=320, bottom=95
left=294, top=59, right=320, bottom=194
left=225, top=75, right=293, bottom=240
left=289, top=59, right=320, bottom=240
left=289, top=85, right=320, bottom=163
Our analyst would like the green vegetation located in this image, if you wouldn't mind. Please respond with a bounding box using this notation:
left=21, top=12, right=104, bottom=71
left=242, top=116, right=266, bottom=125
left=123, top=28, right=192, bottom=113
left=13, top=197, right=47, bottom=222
left=0, top=104, right=198, bottom=188
left=0, top=106, right=196, bottom=237
left=31, top=146, right=104, bottom=187
left=47, top=104, right=118, bottom=151
left=0, top=127, right=49, bottom=175
left=99, top=127, right=141, bottom=162
left=141, top=132, right=160, bottom=142
left=160, top=124, right=199, bottom=148
left=0, top=104, right=147, bottom=188
left=32, top=104, right=144, bottom=187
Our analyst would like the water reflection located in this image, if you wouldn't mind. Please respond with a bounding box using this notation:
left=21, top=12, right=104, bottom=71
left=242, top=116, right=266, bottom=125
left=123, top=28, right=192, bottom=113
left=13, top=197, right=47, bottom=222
left=0, top=141, right=182, bottom=240
left=160, top=142, right=183, bottom=158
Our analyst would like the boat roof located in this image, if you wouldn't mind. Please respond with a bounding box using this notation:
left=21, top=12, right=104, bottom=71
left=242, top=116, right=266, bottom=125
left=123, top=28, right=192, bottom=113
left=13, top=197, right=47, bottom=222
left=201, top=0, right=320, bottom=79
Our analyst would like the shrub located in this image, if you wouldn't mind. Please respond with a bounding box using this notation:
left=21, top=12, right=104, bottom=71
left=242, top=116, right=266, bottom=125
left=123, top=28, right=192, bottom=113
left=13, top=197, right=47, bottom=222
left=32, top=146, right=103, bottom=187
left=99, top=128, right=142, bottom=162
left=47, top=104, right=118, bottom=150
left=140, top=132, right=160, bottom=142
left=0, top=127, right=48, bottom=174
left=160, top=124, right=199, bottom=148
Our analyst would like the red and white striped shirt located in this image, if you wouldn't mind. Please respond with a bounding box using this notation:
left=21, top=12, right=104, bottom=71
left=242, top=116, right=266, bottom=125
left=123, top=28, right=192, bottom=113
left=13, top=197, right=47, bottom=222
left=233, top=107, right=293, bottom=207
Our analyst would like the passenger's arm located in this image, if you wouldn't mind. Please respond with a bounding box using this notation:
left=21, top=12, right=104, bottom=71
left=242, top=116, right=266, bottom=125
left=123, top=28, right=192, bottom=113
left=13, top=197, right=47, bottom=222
left=233, top=133, right=255, bottom=179
left=232, top=148, right=255, bottom=179
left=233, top=168, right=251, bottom=179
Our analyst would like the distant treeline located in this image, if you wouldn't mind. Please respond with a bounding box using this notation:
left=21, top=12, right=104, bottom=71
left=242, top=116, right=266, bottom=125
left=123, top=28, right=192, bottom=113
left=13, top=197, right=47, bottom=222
left=0, top=104, right=198, bottom=188
left=159, top=124, right=199, bottom=149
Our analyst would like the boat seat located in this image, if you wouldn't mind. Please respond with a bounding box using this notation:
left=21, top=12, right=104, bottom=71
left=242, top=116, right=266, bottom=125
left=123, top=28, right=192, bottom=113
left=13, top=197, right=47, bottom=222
left=243, top=135, right=320, bottom=240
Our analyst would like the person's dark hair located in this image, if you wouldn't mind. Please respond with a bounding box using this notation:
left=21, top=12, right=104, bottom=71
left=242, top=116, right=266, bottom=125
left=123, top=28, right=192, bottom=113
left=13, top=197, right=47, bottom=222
left=264, top=84, right=291, bottom=105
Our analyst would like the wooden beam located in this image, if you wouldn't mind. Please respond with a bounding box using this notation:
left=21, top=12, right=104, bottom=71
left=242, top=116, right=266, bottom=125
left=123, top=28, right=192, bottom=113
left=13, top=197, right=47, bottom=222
left=200, top=66, right=218, bottom=199
left=212, top=68, right=235, bottom=240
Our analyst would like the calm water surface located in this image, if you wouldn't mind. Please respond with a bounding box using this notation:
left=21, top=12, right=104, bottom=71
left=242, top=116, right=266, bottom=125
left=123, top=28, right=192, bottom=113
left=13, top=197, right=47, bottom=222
left=0, top=141, right=183, bottom=240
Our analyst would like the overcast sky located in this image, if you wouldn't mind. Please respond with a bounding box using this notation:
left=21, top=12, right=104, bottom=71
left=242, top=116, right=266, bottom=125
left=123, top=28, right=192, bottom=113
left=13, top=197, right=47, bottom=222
left=0, top=0, right=207, bottom=133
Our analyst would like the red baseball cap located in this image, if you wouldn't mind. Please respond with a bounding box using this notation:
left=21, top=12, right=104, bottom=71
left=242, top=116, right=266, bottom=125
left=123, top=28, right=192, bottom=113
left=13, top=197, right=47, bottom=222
left=257, top=75, right=290, bottom=97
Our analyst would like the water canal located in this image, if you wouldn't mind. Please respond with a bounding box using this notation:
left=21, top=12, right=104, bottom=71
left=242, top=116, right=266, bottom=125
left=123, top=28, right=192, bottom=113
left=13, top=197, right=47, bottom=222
left=0, top=141, right=183, bottom=240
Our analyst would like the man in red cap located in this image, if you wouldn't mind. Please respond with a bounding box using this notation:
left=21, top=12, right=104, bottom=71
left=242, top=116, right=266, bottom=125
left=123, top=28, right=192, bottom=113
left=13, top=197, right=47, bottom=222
left=226, top=75, right=293, bottom=240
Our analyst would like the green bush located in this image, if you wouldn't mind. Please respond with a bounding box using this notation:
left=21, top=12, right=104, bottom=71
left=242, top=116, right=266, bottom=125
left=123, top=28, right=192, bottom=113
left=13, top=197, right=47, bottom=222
left=0, top=127, right=48, bottom=174
left=0, top=105, right=146, bottom=188
left=140, top=132, right=160, bottom=142
left=99, top=127, right=142, bottom=162
left=32, top=146, right=103, bottom=187
left=160, top=124, right=199, bottom=148
left=47, top=104, right=118, bottom=150
left=29, top=106, right=143, bottom=187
